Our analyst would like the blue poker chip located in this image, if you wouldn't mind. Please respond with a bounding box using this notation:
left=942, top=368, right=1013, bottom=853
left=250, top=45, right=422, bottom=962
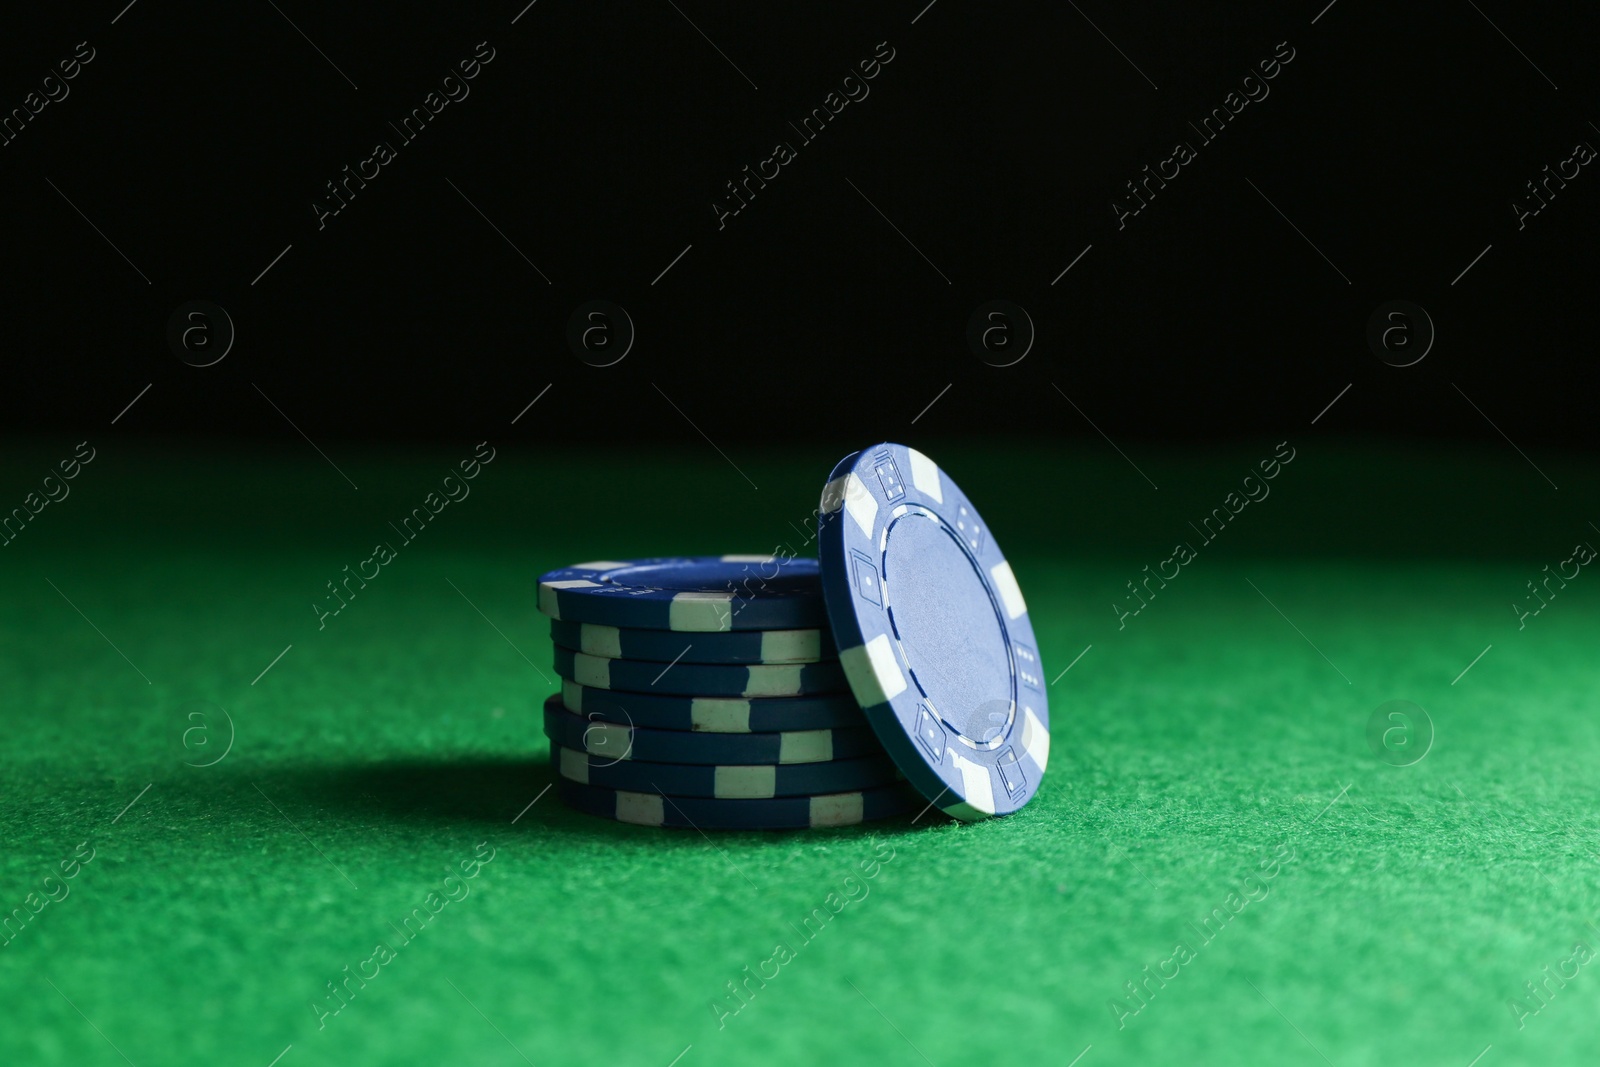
left=551, top=646, right=847, bottom=698
left=543, top=695, right=882, bottom=764
left=549, top=619, right=833, bottom=665
left=537, top=556, right=827, bottom=632
left=550, top=745, right=902, bottom=798
left=555, top=777, right=922, bottom=829
left=560, top=680, right=864, bottom=733
left=817, top=443, right=1050, bottom=820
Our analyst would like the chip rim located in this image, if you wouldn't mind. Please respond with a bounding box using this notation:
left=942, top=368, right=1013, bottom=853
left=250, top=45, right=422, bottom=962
left=549, top=744, right=903, bottom=798
left=550, top=645, right=848, bottom=698
left=542, top=695, right=883, bottom=765
left=554, top=776, right=923, bottom=829
left=535, top=556, right=829, bottom=632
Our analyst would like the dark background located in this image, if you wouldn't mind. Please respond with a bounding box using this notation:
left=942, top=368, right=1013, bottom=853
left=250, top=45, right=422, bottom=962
left=1, top=0, right=1594, bottom=446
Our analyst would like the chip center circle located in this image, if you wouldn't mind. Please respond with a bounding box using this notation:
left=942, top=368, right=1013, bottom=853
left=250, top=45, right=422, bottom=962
left=881, top=509, right=1013, bottom=746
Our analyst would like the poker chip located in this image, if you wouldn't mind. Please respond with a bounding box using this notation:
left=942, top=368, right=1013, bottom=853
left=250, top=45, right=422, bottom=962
left=538, top=450, right=1050, bottom=828
left=542, top=695, right=880, bottom=765
left=818, top=443, right=1050, bottom=821
left=549, top=619, right=832, bottom=665
left=561, top=680, right=864, bottom=733
left=555, top=778, right=923, bottom=829
left=537, top=556, right=828, bottom=632
left=550, top=744, right=903, bottom=798
left=551, top=646, right=847, bottom=698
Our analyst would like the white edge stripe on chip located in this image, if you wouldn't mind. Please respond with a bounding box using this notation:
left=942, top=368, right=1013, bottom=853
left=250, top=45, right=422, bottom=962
left=809, top=792, right=866, bottom=826
left=907, top=448, right=943, bottom=503
left=583, top=623, right=622, bottom=659
left=616, top=791, right=664, bottom=826
left=820, top=475, right=849, bottom=515
left=562, top=679, right=584, bottom=713
left=744, top=664, right=803, bottom=697
left=573, top=652, right=610, bottom=689
left=669, top=591, right=736, bottom=631
left=843, top=473, right=879, bottom=540
left=714, top=765, right=776, bottom=799
left=839, top=635, right=906, bottom=707
left=1022, top=705, right=1050, bottom=772
left=990, top=560, right=1028, bottom=620
left=778, top=730, right=833, bottom=763
left=690, top=698, right=753, bottom=732
left=559, top=746, right=589, bottom=784
left=574, top=561, right=628, bottom=570
left=539, top=578, right=604, bottom=620
left=720, top=554, right=777, bottom=563
left=759, top=630, right=823, bottom=662
left=949, top=751, right=997, bottom=815
left=589, top=721, right=633, bottom=758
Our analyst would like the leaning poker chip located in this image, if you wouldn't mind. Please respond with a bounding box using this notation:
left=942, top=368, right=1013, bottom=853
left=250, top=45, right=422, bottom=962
left=555, top=778, right=923, bottom=830
left=551, top=647, right=848, bottom=698
left=537, top=557, right=828, bottom=632
left=548, top=619, right=833, bottom=665
left=560, top=680, right=864, bottom=733
left=542, top=695, right=881, bottom=765
left=818, top=443, right=1050, bottom=820
left=549, top=745, right=902, bottom=799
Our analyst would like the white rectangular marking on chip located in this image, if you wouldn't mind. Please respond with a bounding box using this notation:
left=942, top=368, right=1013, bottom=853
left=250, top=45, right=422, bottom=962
left=778, top=729, right=834, bottom=763
left=907, top=448, right=943, bottom=502
left=760, top=629, right=824, bottom=662
left=538, top=579, right=600, bottom=618
left=715, top=765, right=776, bottom=798
left=809, top=792, right=866, bottom=826
left=669, top=591, right=736, bottom=631
left=1022, top=705, right=1050, bottom=772
left=950, top=751, right=997, bottom=815
left=615, top=791, right=665, bottom=826
left=839, top=634, right=907, bottom=707
left=586, top=721, right=633, bottom=759
left=721, top=554, right=776, bottom=563
left=574, top=561, right=628, bottom=570
left=990, top=560, right=1028, bottom=620
left=582, top=623, right=622, bottom=659
left=844, top=473, right=879, bottom=539
left=559, top=746, right=590, bottom=784
left=562, top=679, right=584, bottom=714
left=820, top=475, right=850, bottom=515
left=573, top=652, right=611, bottom=689
left=690, top=698, right=752, bottom=732
left=744, top=664, right=803, bottom=697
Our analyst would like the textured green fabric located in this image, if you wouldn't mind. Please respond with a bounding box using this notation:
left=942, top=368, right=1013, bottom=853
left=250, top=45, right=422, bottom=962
left=2, top=439, right=1596, bottom=1066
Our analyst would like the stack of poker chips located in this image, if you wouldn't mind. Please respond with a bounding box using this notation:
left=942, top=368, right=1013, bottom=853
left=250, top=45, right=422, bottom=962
left=535, top=444, right=1051, bottom=826
left=536, top=556, right=921, bottom=829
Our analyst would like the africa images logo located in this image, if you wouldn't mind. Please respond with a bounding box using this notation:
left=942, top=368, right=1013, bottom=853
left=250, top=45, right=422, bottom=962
left=309, top=842, right=496, bottom=1030
left=1113, top=441, right=1296, bottom=629
left=1107, top=842, right=1298, bottom=1029
left=313, top=442, right=496, bottom=629
left=0, top=40, right=95, bottom=150
left=709, top=838, right=895, bottom=1028
left=312, top=42, right=496, bottom=230
left=1112, top=41, right=1296, bottom=229
left=712, top=40, right=895, bottom=230
left=1, top=441, right=96, bottom=549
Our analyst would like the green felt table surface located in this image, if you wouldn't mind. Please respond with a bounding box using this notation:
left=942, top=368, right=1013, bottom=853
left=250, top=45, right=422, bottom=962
left=2, top=437, right=1598, bottom=1066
